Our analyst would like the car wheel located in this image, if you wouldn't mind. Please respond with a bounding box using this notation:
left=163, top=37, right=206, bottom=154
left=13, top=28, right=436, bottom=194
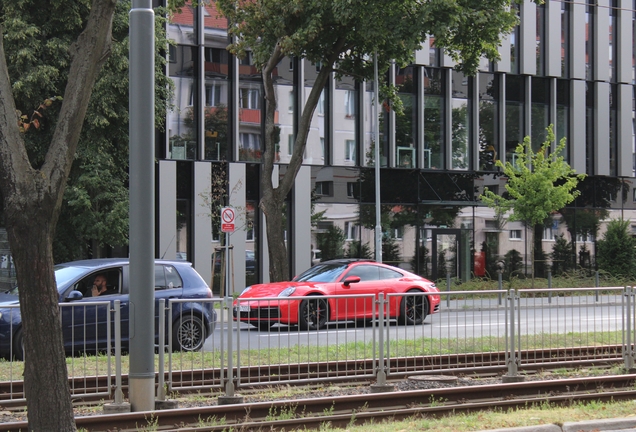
left=399, top=289, right=428, bottom=325
left=298, top=296, right=328, bottom=330
left=172, top=315, right=206, bottom=352
left=12, top=328, right=24, bottom=361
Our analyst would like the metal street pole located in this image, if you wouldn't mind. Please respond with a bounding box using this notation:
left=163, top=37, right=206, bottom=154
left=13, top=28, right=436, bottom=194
left=374, top=52, right=382, bottom=263
left=129, top=0, right=155, bottom=412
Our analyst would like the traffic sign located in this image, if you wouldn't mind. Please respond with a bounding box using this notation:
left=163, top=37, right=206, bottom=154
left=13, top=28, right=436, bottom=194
left=221, top=207, right=235, bottom=233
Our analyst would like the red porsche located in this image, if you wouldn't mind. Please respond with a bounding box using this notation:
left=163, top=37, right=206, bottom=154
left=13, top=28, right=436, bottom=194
left=233, top=259, right=441, bottom=330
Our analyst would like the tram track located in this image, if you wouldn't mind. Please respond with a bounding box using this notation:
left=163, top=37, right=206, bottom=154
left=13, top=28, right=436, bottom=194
left=0, top=345, right=626, bottom=407
left=2, top=374, right=635, bottom=431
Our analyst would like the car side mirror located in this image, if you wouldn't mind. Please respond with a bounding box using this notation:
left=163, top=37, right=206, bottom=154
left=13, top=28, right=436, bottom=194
left=65, top=290, right=84, bottom=302
left=343, top=276, right=361, bottom=286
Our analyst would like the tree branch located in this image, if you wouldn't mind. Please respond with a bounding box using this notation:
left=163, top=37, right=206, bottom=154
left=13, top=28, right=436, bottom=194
left=42, top=0, right=118, bottom=214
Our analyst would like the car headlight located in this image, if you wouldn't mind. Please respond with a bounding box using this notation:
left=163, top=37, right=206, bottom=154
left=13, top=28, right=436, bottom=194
left=240, top=286, right=252, bottom=296
left=278, top=287, right=296, bottom=297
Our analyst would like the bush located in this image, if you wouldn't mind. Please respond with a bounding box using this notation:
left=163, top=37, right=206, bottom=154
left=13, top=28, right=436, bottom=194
left=316, top=226, right=346, bottom=261
left=551, top=234, right=573, bottom=275
left=596, top=219, right=636, bottom=278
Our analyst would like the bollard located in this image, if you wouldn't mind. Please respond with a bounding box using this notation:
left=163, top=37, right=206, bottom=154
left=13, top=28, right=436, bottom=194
left=502, top=290, right=524, bottom=383
left=625, top=287, right=635, bottom=372
left=157, top=299, right=166, bottom=401
left=218, top=296, right=244, bottom=404
left=371, top=293, right=394, bottom=392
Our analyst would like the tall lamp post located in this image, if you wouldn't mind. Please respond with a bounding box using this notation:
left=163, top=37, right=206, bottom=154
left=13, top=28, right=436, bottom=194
left=129, top=0, right=155, bottom=411
left=374, top=52, right=382, bottom=263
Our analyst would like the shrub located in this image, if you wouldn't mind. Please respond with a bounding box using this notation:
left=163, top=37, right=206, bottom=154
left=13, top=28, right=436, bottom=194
left=596, top=219, right=636, bottom=278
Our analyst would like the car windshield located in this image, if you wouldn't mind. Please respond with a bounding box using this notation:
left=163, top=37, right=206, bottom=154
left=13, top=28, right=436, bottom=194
left=6, top=265, right=88, bottom=295
left=54, top=265, right=90, bottom=290
left=292, top=263, right=348, bottom=283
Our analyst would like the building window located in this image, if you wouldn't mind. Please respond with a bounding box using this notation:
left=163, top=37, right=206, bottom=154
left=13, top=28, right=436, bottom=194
left=317, top=90, right=325, bottom=116
left=205, top=84, right=222, bottom=107
left=543, top=226, right=554, bottom=240
left=485, top=220, right=498, bottom=230
left=510, top=230, right=522, bottom=240
left=239, top=88, right=260, bottom=109
left=347, top=182, right=358, bottom=198
left=288, top=134, right=294, bottom=155
left=345, top=139, right=356, bottom=162
left=320, top=137, right=325, bottom=159
left=315, top=181, right=332, bottom=196
left=288, top=90, right=294, bottom=112
left=390, top=227, right=404, bottom=240
left=345, top=90, right=355, bottom=118
left=344, top=222, right=360, bottom=240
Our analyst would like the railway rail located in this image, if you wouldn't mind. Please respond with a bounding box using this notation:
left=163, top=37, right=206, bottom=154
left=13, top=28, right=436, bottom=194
left=0, top=345, right=626, bottom=407
left=2, top=374, right=635, bottom=431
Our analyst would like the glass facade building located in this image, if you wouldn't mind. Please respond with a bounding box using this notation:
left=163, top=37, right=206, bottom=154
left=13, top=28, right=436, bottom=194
left=81, top=1, right=636, bottom=293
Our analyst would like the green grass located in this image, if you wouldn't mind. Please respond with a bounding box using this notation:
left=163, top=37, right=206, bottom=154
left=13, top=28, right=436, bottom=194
left=313, top=400, right=636, bottom=432
left=0, top=329, right=626, bottom=381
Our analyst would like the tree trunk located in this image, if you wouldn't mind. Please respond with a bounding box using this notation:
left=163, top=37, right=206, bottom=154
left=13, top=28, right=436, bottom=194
left=0, top=1, right=117, bottom=428
left=260, top=196, right=288, bottom=282
left=6, top=202, right=75, bottom=430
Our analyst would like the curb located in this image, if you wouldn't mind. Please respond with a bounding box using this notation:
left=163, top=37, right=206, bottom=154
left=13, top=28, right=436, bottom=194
left=478, top=417, right=636, bottom=432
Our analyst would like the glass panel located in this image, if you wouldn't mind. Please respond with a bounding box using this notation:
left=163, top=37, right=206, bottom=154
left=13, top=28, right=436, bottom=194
left=478, top=73, right=498, bottom=171
left=396, top=66, right=417, bottom=168
left=168, top=45, right=197, bottom=160
left=363, top=78, right=388, bottom=167
left=451, top=71, right=470, bottom=170
left=610, top=84, right=617, bottom=176
left=609, top=0, right=616, bottom=82
left=531, top=77, right=549, bottom=151
left=561, top=1, right=570, bottom=78
left=238, top=51, right=263, bottom=162
left=304, top=59, right=327, bottom=165
left=586, top=82, right=594, bottom=174
left=276, top=57, right=295, bottom=165
left=585, top=1, right=594, bottom=81
left=423, top=68, right=444, bottom=169
left=556, top=80, right=570, bottom=163
left=335, top=76, right=357, bottom=166
left=536, top=3, right=545, bottom=76
left=505, top=75, right=524, bottom=164
left=510, top=5, right=520, bottom=75
left=435, top=233, right=458, bottom=278
left=203, top=45, right=229, bottom=160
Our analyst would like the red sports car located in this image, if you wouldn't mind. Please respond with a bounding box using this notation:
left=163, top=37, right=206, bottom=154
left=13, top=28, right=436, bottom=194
left=233, top=259, right=441, bottom=330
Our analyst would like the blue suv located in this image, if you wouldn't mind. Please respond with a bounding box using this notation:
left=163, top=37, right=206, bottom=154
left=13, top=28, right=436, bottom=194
left=0, top=258, right=216, bottom=360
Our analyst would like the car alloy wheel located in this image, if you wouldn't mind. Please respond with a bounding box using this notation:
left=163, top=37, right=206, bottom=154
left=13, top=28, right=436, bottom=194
left=173, top=315, right=205, bottom=351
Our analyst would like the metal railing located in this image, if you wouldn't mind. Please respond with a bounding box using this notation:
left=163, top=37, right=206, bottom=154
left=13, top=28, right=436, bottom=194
left=1, top=286, right=635, bottom=403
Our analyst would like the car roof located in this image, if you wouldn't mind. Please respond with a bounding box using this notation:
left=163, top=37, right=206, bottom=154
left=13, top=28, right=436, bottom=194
left=319, top=259, right=376, bottom=265
left=56, top=258, right=185, bottom=269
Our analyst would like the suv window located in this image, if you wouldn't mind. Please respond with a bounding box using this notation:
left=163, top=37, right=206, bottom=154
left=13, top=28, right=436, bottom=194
left=76, top=268, right=122, bottom=297
left=155, top=265, right=183, bottom=290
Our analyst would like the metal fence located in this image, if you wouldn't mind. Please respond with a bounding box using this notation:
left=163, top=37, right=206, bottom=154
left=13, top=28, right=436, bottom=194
left=0, top=287, right=634, bottom=403
left=157, top=286, right=636, bottom=397
left=0, top=301, right=114, bottom=403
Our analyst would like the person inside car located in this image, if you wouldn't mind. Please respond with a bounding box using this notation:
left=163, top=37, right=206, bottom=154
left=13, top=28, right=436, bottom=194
left=91, top=274, right=116, bottom=296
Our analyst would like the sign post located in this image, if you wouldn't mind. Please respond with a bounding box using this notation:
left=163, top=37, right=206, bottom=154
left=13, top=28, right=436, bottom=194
left=220, top=207, right=235, bottom=397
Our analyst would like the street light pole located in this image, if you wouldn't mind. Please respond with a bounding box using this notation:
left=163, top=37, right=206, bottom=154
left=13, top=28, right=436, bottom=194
left=129, top=0, right=155, bottom=412
left=374, top=52, right=382, bottom=263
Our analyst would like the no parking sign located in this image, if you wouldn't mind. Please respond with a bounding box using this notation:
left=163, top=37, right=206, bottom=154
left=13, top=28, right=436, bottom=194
left=221, top=207, right=235, bottom=233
